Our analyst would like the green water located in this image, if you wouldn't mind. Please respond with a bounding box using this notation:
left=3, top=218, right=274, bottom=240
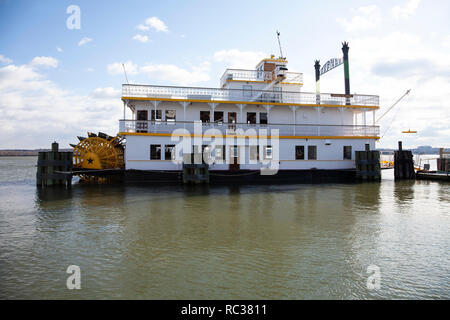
left=0, top=156, right=449, bottom=299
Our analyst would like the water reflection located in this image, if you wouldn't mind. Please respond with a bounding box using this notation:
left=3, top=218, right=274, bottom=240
left=1, top=157, right=449, bottom=299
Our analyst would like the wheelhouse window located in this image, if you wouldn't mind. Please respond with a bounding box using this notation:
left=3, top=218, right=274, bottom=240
left=165, top=110, right=176, bottom=122
left=247, top=112, right=257, bottom=124
left=308, top=146, right=317, bottom=160
left=200, top=111, right=210, bottom=123
left=165, top=145, right=175, bottom=161
left=296, top=146, right=305, bottom=160
left=150, top=145, right=161, bottom=160
left=151, top=110, right=162, bottom=121
left=343, top=146, right=352, bottom=160
left=260, top=112, right=268, bottom=124
left=264, top=146, right=273, bottom=160
left=214, top=111, right=224, bottom=124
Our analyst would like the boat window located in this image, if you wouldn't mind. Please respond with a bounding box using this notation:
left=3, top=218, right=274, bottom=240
left=165, top=110, right=176, bottom=122
left=214, top=111, right=224, bottom=124
left=296, top=146, right=305, bottom=160
left=150, top=145, right=161, bottom=160
left=165, top=145, right=175, bottom=160
left=214, top=145, right=225, bottom=162
left=202, top=145, right=212, bottom=164
left=250, top=145, right=259, bottom=161
left=200, top=111, right=210, bottom=123
left=247, top=112, right=257, bottom=124
left=151, top=110, right=162, bottom=121
left=260, top=112, right=268, bottom=124
left=264, top=146, right=273, bottom=160
left=308, top=146, right=317, bottom=160
left=136, top=110, right=148, bottom=132
left=243, top=85, right=252, bottom=98
left=137, top=110, right=148, bottom=120
left=343, top=146, right=352, bottom=160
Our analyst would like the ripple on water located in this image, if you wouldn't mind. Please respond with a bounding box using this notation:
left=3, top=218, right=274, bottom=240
left=0, top=157, right=449, bottom=299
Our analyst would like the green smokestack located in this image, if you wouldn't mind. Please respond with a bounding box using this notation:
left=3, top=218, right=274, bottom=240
left=342, top=42, right=350, bottom=104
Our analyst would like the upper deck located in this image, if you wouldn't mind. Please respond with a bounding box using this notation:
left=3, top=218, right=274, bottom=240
left=122, top=84, right=379, bottom=109
left=220, top=69, right=303, bottom=87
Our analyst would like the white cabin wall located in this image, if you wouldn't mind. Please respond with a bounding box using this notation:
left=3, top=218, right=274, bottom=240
left=124, top=134, right=376, bottom=171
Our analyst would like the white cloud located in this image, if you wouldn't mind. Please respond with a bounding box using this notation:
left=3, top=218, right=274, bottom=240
left=309, top=31, right=450, bottom=148
left=107, top=60, right=210, bottom=85
left=144, top=17, right=169, bottom=32
left=213, top=49, right=266, bottom=69
left=107, top=60, right=139, bottom=75
left=133, top=34, right=150, bottom=43
left=136, top=24, right=150, bottom=31
left=30, top=56, right=59, bottom=68
left=78, top=37, right=93, bottom=46
left=0, top=54, right=13, bottom=64
left=336, top=5, right=381, bottom=33
left=443, top=35, right=450, bottom=49
left=90, top=87, right=120, bottom=99
left=56, top=47, right=63, bottom=53
left=0, top=58, right=121, bottom=148
left=391, top=0, right=421, bottom=20
left=140, top=62, right=210, bottom=85
left=85, top=67, right=95, bottom=72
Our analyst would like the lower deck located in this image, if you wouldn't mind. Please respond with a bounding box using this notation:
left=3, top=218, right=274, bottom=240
left=123, top=135, right=376, bottom=171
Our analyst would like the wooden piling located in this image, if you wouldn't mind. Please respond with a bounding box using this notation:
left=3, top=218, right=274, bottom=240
left=36, top=142, right=73, bottom=187
left=394, top=141, right=415, bottom=180
left=355, top=145, right=381, bottom=181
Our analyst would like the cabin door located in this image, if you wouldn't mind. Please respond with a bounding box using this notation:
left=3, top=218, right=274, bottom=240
left=228, top=112, right=237, bottom=130
left=136, top=110, right=148, bottom=132
left=229, top=145, right=240, bottom=171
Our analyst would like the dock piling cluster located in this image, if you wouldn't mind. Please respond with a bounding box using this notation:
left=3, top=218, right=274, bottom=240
left=394, top=141, right=415, bottom=180
left=355, top=144, right=381, bottom=181
left=36, top=142, right=73, bottom=187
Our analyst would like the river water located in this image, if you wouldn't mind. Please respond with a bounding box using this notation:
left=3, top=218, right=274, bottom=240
left=0, top=156, right=448, bottom=299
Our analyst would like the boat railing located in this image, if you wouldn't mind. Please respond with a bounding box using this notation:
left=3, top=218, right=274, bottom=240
left=119, top=120, right=380, bottom=137
left=122, top=84, right=379, bottom=107
left=219, top=69, right=303, bottom=86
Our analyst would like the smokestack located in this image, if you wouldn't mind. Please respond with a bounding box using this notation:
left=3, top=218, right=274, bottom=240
left=314, top=60, right=321, bottom=104
left=342, top=42, right=350, bottom=104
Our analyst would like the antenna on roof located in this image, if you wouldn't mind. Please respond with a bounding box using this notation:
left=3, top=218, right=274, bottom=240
left=122, top=63, right=129, bottom=85
left=276, top=30, right=284, bottom=59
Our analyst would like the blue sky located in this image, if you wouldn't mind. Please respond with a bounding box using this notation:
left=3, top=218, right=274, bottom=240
left=0, top=0, right=449, bottom=148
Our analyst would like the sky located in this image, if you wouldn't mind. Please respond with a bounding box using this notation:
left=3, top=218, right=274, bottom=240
left=0, top=0, right=449, bottom=149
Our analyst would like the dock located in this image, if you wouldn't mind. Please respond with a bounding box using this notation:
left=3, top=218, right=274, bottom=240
left=416, top=172, right=449, bottom=182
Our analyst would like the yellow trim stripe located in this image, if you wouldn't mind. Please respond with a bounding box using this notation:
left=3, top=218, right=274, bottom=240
left=122, top=96, right=379, bottom=110
left=119, top=132, right=380, bottom=140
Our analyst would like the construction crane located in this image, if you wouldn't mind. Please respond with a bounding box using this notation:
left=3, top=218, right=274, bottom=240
left=376, top=89, right=415, bottom=139
left=376, top=89, right=411, bottom=123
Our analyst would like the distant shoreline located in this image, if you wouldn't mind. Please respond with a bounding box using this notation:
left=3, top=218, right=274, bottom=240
left=0, top=150, right=73, bottom=156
